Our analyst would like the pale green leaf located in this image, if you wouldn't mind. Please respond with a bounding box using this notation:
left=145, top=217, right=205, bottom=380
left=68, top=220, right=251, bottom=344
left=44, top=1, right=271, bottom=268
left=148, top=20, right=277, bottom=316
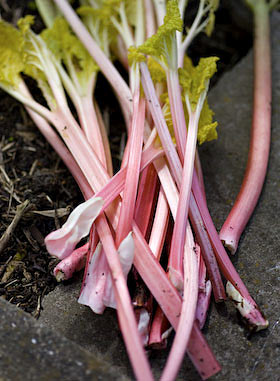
left=0, top=21, right=26, bottom=87
left=179, top=56, right=218, bottom=110
left=41, top=17, right=98, bottom=95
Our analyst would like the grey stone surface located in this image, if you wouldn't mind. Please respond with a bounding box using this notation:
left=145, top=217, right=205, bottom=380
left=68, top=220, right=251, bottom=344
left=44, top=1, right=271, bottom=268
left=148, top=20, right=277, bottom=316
left=0, top=298, right=124, bottom=381
left=22, top=10, right=280, bottom=381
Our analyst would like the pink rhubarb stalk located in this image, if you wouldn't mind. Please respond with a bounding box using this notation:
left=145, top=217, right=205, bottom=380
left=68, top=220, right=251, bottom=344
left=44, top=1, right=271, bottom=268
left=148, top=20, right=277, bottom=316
left=161, top=240, right=199, bottom=381
left=219, top=0, right=272, bottom=254
left=115, top=93, right=145, bottom=246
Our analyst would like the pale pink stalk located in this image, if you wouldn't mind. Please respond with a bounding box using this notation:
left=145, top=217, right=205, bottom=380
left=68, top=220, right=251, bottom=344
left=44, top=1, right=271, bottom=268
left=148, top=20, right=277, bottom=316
left=168, top=109, right=200, bottom=279
left=79, top=94, right=107, bottom=169
left=219, top=0, right=271, bottom=254
left=55, top=66, right=107, bottom=168
left=152, top=0, right=166, bottom=26
left=140, top=62, right=182, bottom=187
left=115, top=35, right=129, bottom=70
left=115, top=95, right=145, bottom=246
left=94, top=101, right=113, bottom=177
left=166, top=69, right=187, bottom=162
left=161, top=239, right=199, bottom=381
left=102, top=232, right=135, bottom=310
left=54, top=0, right=132, bottom=114
left=148, top=187, right=169, bottom=260
left=144, top=0, right=157, bottom=38
left=54, top=243, right=89, bottom=281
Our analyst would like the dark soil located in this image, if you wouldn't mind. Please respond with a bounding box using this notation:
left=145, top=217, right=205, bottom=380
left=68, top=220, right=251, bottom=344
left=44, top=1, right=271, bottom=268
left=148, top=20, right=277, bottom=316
left=0, top=0, right=253, bottom=316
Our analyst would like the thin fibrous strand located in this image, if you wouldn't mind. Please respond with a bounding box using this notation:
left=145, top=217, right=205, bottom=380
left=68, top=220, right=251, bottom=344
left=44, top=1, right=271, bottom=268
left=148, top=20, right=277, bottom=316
left=219, top=0, right=271, bottom=254
left=54, top=0, right=132, bottom=115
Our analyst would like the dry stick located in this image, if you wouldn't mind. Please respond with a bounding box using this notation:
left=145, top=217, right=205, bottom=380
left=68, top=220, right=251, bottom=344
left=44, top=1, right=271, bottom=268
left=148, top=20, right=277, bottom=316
left=0, top=200, right=30, bottom=254
left=219, top=0, right=272, bottom=254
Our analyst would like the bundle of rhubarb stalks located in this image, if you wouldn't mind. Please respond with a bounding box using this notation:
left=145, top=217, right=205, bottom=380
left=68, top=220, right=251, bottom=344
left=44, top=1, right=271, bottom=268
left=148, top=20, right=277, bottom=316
left=0, top=0, right=274, bottom=379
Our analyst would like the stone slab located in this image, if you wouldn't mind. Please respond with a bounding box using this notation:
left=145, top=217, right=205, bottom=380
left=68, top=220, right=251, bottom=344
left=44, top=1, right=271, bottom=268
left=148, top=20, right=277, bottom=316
left=0, top=298, right=124, bottom=381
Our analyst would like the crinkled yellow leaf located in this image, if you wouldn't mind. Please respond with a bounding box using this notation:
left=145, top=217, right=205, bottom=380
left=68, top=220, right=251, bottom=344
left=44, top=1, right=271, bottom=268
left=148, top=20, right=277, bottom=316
left=197, top=99, right=218, bottom=144
left=0, top=21, right=26, bottom=87
left=147, top=57, right=167, bottom=84
left=179, top=56, right=218, bottom=110
left=127, top=46, right=146, bottom=66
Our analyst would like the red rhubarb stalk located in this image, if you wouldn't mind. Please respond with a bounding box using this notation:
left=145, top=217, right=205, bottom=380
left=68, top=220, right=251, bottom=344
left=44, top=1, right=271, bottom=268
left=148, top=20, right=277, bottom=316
left=219, top=0, right=272, bottom=254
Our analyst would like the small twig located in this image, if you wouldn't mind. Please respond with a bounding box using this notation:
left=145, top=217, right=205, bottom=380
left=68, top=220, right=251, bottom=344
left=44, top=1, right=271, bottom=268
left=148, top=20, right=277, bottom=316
left=29, top=159, right=38, bottom=176
left=7, top=182, right=14, bottom=217
left=0, top=200, right=31, bottom=255
left=0, top=255, right=13, bottom=279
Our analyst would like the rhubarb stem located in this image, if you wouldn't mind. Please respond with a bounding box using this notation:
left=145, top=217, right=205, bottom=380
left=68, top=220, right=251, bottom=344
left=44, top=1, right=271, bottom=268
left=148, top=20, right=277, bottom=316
left=219, top=0, right=272, bottom=254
